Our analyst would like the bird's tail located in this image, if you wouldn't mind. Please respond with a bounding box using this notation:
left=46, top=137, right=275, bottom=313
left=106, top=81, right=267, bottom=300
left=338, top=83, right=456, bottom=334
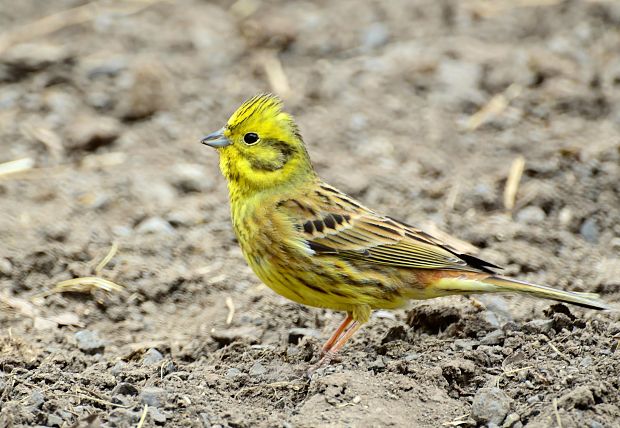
left=433, top=275, right=610, bottom=310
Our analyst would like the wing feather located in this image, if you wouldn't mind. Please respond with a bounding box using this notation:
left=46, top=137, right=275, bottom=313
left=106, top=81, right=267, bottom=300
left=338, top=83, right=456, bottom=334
left=277, top=183, right=499, bottom=273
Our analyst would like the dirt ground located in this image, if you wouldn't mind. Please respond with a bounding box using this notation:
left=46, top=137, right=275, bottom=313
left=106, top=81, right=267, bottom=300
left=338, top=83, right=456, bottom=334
left=1, top=0, right=620, bottom=427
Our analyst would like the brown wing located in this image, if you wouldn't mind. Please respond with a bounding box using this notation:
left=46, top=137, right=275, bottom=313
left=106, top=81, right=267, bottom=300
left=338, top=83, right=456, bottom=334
left=278, top=182, right=499, bottom=273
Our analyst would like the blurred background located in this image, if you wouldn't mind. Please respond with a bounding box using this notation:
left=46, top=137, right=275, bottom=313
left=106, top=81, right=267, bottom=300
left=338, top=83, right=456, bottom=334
left=0, top=0, right=619, bottom=427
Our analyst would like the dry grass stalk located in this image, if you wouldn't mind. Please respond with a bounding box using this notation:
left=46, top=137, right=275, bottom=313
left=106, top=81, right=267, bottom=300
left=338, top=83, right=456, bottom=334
left=0, top=158, right=35, bottom=178
left=503, top=155, right=525, bottom=212
left=466, top=83, right=522, bottom=131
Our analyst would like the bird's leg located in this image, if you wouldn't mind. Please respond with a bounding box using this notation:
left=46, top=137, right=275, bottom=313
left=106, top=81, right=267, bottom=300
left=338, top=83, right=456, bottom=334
left=316, top=321, right=362, bottom=367
left=320, top=313, right=353, bottom=356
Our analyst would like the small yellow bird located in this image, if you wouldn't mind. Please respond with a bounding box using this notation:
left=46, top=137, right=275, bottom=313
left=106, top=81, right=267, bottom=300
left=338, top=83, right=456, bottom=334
left=202, top=94, right=609, bottom=365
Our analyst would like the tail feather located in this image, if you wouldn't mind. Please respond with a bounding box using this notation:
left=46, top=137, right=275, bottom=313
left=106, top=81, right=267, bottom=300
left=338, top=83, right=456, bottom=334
left=434, top=275, right=610, bottom=311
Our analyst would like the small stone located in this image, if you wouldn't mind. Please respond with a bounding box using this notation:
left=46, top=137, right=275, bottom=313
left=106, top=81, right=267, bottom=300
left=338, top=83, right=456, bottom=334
left=502, top=412, right=521, bottom=428
left=143, top=348, right=164, bottom=365
left=140, top=387, right=167, bottom=407
left=527, top=394, right=541, bottom=404
left=481, top=330, right=505, bottom=346
left=471, top=387, right=512, bottom=425
left=361, top=22, right=390, bottom=50
left=288, top=327, right=321, bottom=344
left=65, top=115, right=121, bottom=151
left=46, top=414, right=63, bottom=427
left=557, top=385, right=595, bottom=410
left=558, top=207, right=572, bottom=227
left=84, top=56, right=128, bottom=78
left=2, top=43, right=69, bottom=74
left=249, top=362, right=267, bottom=377
left=150, top=406, right=167, bottom=424
left=33, top=317, right=57, bottom=330
left=113, top=382, right=139, bottom=396
left=580, top=218, right=599, bottom=243
left=29, top=390, right=45, bottom=409
left=117, top=60, right=173, bottom=120
left=160, top=360, right=177, bottom=377
left=404, top=352, right=420, bottom=361
left=453, top=339, right=477, bottom=351
left=369, top=356, right=386, bottom=371
left=135, top=217, right=175, bottom=235
left=0, top=258, right=12, bottom=276
left=111, top=361, right=126, bottom=376
left=170, top=163, right=210, bottom=193
left=523, top=319, right=553, bottom=335
left=74, top=330, right=105, bottom=354
left=516, top=206, right=546, bottom=224
left=225, top=368, right=243, bottom=379
left=200, top=413, right=212, bottom=427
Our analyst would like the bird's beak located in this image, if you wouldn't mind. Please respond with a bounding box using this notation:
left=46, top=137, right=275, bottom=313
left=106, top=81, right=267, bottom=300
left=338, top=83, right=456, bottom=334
left=201, top=128, right=231, bottom=148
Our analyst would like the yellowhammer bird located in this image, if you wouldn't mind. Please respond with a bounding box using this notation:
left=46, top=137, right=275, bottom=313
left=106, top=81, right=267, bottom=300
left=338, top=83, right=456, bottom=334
left=201, top=94, right=609, bottom=366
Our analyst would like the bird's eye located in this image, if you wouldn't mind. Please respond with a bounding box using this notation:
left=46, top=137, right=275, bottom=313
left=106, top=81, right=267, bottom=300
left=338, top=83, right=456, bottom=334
left=243, top=132, right=259, bottom=145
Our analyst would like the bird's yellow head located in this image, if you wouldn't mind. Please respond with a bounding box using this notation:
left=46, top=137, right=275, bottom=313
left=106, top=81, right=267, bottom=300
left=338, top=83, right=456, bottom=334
left=202, top=94, right=315, bottom=194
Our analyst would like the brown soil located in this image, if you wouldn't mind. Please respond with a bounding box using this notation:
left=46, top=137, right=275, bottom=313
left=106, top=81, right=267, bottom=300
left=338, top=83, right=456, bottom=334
left=1, top=1, right=620, bottom=427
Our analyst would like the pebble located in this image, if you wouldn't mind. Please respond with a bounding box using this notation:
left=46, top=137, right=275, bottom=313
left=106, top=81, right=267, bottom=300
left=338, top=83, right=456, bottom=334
left=516, top=206, right=546, bottom=224
left=580, top=217, right=599, bottom=243
left=117, top=60, right=172, bottom=120
left=579, top=356, right=593, bottom=368
left=369, top=356, right=386, bottom=371
left=523, top=319, right=553, bottom=335
left=65, top=115, right=121, bottom=151
left=249, top=362, right=267, bottom=377
left=453, top=339, right=477, bottom=351
left=288, top=327, right=321, bottom=344
left=46, top=413, right=63, bottom=427
left=558, top=207, right=573, bottom=227
left=404, top=352, right=420, bottom=361
left=139, top=387, right=167, bottom=407
left=74, top=330, right=105, bottom=354
left=135, top=217, right=175, bottom=235
left=111, top=361, right=126, bottom=376
left=436, top=58, right=482, bottom=103
left=84, top=56, right=128, bottom=78
left=150, top=406, right=167, bottom=424
left=170, top=163, right=210, bottom=193
left=481, top=330, right=505, bottom=346
left=160, top=360, right=177, bottom=377
left=471, top=387, right=512, bottom=425
left=0, top=257, right=13, bottom=276
left=143, top=348, right=164, bottom=365
left=225, top=368, right=243, bottom=379
left=527, top=394, right=541, bottom=404
left=502, top=412, right=521, bottom=428
left=29, top=390, right=45, bottom=409
left=2, top=43, right=69, bottom=73
left=361, top=22, right=390, bottom=50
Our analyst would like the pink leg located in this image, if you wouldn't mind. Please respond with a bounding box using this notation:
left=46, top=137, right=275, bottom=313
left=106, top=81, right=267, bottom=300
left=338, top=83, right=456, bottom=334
left=321, top=313, right=353, bottom=356
left=316, top=321, right=363, bottom=368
